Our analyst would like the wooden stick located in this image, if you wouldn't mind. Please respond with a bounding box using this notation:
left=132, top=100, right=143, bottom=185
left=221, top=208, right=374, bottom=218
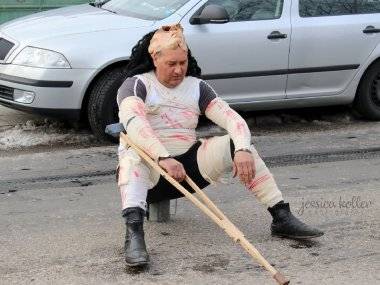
left=119, top=132, right=290, bottom=285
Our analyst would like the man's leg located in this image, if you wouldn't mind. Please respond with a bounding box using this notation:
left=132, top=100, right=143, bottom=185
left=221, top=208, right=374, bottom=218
left=197, top=135, right=324, bottom=239
left=118, top=154, right=152, bottom=266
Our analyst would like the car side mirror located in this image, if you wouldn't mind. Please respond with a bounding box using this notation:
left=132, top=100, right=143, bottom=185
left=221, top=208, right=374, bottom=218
left=190, top=4, right=229, bottom=25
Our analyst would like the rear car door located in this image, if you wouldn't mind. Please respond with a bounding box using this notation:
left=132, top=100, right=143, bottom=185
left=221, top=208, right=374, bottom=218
left=287, top=0, right=380, bottom=99
left=180, top=0, right=291, bottom=104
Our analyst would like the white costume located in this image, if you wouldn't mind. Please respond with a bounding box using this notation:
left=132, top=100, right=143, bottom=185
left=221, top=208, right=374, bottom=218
left=117, top=71, right=283, bottom=211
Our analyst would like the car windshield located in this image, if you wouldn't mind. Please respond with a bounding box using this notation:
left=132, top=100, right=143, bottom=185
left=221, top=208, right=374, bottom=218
left=102, top=0, right=191, bottom=20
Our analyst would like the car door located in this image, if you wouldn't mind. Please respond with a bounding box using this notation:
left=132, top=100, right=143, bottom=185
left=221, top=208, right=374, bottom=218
left=287, top=0, right=380, bottom=99
left=180, top=0, right=291, bottom=104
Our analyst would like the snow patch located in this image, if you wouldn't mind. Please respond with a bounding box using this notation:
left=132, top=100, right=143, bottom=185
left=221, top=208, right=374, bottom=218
left=0, top=119, right=96, bottom=150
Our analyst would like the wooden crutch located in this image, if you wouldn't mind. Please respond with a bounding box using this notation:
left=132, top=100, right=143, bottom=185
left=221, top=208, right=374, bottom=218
left=119, top=131, right=290, bottom=285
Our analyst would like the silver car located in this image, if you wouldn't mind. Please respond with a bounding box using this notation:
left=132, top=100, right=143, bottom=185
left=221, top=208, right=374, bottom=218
left=0, top=0, right=380, bottom=140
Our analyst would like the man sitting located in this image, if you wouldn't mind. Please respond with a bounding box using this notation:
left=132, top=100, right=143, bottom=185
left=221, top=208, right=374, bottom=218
left=116, top=24, right=324, bottom=267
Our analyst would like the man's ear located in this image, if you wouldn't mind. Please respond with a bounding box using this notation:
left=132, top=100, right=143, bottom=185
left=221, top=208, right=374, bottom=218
left=152, top=53, right=160, bottom=68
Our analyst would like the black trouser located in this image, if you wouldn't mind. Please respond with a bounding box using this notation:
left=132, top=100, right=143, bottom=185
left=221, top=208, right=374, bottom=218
left=146, top=139, right=235, bottom=204
left=146, top=141, right=210, bottom=204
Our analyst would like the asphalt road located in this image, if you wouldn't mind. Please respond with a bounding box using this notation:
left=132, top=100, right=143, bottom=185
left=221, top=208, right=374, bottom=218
left=1, top=120, right=380, bottom=285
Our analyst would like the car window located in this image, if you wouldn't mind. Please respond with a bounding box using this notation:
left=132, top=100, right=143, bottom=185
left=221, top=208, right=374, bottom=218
left=203, top=0, right=284, bottom=21
left=102, top=0, right=190, bottom=20
left=300, top=0, right=380, bottom=17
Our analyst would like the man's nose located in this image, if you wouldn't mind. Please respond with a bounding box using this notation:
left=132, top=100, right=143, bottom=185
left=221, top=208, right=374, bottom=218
left=174, top=65, right=182, bottom=74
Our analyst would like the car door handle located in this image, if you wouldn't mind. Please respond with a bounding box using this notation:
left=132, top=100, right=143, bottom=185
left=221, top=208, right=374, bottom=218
left=267, top=31, right=287, bottom=40
left=363, top=26, right=380, bottom=34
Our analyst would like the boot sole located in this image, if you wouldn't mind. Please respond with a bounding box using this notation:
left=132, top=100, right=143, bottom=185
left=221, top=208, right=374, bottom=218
left=125, top=260, right=149, bottom=267
left=125, top=257, right=150, bottom=267
left=272, top=232, right=324, bottom=239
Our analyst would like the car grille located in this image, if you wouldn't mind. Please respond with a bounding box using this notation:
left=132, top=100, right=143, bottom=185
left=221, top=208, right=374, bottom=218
left=0, top=84, right=14, bottom=100
left=0, top=38, right=15, bottom=60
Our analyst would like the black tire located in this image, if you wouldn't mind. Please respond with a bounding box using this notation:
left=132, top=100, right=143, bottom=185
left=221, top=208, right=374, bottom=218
left=87, top=66, right=127, bottom=142
left=354, top=60, right=380, bottom=120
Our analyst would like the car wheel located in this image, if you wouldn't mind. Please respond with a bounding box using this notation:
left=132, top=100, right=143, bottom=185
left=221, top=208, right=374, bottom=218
left=354, top=61, right=380, bottom=120
left=87, top=66, right=127, bottom=141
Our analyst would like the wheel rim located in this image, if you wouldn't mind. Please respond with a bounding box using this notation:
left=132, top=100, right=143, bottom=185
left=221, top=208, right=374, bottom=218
left=371, top=71, right=380, bottom=107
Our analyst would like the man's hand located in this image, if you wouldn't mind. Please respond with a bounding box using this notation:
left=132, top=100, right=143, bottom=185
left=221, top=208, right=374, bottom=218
left=233, top=151, right=256, bottom=185
left=158, top=158, right=187, bottom=182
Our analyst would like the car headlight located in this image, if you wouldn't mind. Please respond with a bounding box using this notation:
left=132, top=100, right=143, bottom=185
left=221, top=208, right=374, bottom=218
left=12, top=47, right=71, bottom=69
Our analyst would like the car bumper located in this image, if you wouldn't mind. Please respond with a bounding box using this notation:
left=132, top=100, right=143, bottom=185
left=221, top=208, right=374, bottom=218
left=0, top=63, right=96, bottom=120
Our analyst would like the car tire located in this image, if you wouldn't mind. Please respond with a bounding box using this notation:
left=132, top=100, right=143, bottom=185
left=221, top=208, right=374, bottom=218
left=87, top=66, right=127, bottom=142
left=354, top=61, right=380, bottom=120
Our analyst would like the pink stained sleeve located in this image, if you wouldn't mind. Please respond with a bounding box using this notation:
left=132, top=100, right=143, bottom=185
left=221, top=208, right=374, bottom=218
left=118, top=96, right=170, bottom=160
left=205, top=97, right=251, bottom=150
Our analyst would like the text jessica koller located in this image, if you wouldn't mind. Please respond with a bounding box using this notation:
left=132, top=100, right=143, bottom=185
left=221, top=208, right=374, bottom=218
left=297, top=196, right=374, bottom=215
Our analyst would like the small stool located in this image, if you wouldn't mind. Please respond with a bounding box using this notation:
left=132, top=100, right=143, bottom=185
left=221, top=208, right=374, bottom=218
left=147, top=200, right=171, bottom=222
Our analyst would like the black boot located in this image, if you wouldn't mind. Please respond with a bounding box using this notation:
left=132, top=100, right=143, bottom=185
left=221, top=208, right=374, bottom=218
left=268, top=201, right=324, bottom=239
left=122, top=207, right=149, bottom=266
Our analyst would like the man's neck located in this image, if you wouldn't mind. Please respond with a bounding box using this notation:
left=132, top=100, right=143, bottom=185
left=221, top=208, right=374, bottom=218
left=153, top=71, right=180, bottom=89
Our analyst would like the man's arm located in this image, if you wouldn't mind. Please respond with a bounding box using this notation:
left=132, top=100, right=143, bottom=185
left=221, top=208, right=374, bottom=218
left=200, top=81, right=251, bottom=151
left=118, top=77, right=170, bottom=161
left=200, top=81, right=255, bottom=184
left=118, top=77, right=186, bottom=181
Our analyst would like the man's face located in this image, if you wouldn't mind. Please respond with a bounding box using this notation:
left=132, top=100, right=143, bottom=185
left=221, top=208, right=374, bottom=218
left=153, top=48, right=188, bottom=88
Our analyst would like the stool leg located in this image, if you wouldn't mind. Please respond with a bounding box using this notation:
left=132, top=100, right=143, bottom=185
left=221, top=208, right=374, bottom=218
left=147, top=200, right=171, bottom=222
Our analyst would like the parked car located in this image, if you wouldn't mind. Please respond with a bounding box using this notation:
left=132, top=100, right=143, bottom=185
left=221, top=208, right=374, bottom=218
left=0, top=0, right=380, bottom=140
left=0, top=0, right=89, bottom=25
